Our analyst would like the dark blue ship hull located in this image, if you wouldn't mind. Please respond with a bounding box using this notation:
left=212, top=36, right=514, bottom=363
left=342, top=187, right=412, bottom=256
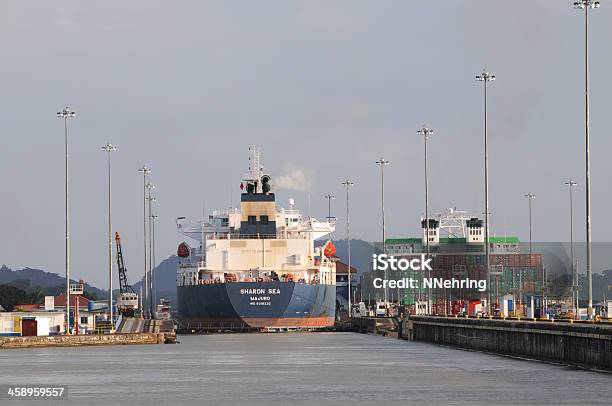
left=178, top=282, right=336, bottom=329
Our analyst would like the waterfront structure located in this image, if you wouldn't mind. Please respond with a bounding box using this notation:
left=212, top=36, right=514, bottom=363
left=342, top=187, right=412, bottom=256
left=176, top=148, right=336, bottom=330
left=0, top=312, right=66, bottom=336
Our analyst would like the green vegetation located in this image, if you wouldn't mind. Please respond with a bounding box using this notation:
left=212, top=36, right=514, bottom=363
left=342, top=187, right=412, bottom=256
left=0, top=284, right=31, bottom=311
left=0, top=283, right=97, bottom=311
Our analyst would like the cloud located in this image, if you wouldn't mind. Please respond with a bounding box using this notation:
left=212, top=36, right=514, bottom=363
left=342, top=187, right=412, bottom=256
left=272, top=168, right=313, bottom=192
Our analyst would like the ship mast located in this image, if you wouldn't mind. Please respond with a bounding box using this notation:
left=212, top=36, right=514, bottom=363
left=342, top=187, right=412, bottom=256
left=245, top=146, right=264, bottom=194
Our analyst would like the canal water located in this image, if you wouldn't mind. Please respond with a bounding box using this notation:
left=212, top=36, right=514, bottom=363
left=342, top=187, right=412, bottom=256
left=0, top=332, right=610, bottom=405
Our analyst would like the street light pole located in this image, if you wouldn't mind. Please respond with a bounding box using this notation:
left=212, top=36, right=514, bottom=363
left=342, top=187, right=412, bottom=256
left=57, top=107, right=75, bottom=334
left=152, top=214, right=158, bottom=311
left=324, top=193, right=335, bottom=223
left=573, top=0, right=599, bottom=319
left=565, top=180, right=578, bottom=318
left=137, top=166, right=151, bottom=318
left=417, top=127, right=434, bottom=314
left=341, top=180, right=354, bottom=318
left=102, top=143, right=117, bottom=326
left=375, top=158, right=390, bottom=303
left=476, top=70, right=495, bottom=313
left=525, top=193, right=536, bottom=315
left=146, top=184, right=156, bottom=318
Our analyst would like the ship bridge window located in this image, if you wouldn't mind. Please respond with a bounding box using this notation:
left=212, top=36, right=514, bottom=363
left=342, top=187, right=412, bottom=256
left=260, top=215, right=269, bottom=225
left=248, top=215, right=256, bottom=225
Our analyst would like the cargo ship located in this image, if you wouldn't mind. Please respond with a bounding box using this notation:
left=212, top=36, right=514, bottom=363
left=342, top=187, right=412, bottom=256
left=176, top=147, right=336, bottom=330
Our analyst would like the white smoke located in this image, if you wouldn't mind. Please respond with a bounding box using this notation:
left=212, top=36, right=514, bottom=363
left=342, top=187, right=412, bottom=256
left=272, top=168, right=313, bottom=192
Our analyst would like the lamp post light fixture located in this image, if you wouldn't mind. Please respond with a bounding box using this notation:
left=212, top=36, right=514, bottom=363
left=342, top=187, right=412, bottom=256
left=102, top=143, right=117, bottom=326
left=476, top=69, right=495, bottom=313
left=137, top=166, right=151, bottom=318
left=57, top=107, right=76, bottom=334
left=417, top=127, right=434, bottom=314
left=573, top=0, right=599, bottom=319
left=341, top=180, right=354, bottom=318
left=565, top=180, right=578, bottom=318
left=375, top=158, right=390, bottom=303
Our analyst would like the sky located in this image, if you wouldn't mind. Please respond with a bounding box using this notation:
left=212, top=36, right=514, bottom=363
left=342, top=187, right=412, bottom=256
left=1, top=1, right=611, bottom=288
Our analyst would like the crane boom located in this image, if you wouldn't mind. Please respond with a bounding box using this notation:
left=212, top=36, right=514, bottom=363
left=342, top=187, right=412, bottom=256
left=115, top=232, right=136, bottom=294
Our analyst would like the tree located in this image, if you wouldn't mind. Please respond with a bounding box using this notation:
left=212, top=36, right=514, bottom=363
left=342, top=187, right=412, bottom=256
left=0, top=284, right=29, bottom=311
left=27, top=287, right=46, bottom=305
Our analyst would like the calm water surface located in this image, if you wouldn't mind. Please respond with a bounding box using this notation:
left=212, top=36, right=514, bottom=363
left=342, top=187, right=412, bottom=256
left=0, top=332, right=610, bottom=405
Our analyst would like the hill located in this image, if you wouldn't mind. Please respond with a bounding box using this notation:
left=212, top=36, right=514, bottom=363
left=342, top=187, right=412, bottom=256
left=132, top=256, right=179, bottom=305
left=0, top=265, right=106, bottom=299
left=316, top=239, right=375, bottom=277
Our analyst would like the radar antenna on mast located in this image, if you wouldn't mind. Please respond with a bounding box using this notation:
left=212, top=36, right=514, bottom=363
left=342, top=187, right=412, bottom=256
left=242, top=147, right=271, bottom=194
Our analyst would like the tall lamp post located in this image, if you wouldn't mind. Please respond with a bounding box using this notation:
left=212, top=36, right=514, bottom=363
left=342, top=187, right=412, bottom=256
left=565, top=180, right=578, bottom=318
left=137, top=166, right=151, bottom=318
left=476, top=69, right=495, bottom=313
left=57, top=107, right=75, bottom=334
left=324, top=193, right=335, bottom=222
left=152, top=214, right=158, bottom=310
left=573, top=0, right=599, bottom=319
left=341, top=180, right=354, bottom=317
left=146, top=183, right=156, bottom=318
left=375, top=158, right=390, bottom=303
left=102, top=143, right=117, bottom=325
left=417, top=127, right=434, bottom=314
left=525, top=193, right=536, bottom=315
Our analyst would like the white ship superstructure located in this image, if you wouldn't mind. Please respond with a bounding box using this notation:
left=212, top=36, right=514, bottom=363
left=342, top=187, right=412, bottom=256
left=176, top=199, right=336, bottom=286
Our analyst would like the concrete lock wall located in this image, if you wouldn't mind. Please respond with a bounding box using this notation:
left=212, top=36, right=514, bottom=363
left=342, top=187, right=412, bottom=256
left=0, top=332, right=166, bottom=349
left=402, top=316, right=612, bottom=371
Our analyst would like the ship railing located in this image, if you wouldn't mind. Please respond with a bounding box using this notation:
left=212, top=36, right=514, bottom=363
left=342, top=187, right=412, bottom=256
left=193, top=277, right=323, bottom=285
left=281, top=209, right=301, bottom=215
left=178, top=262, right=205, bottom=269
left=210, top=233, right=308, bottom=240
left=212, top=208, right=239, bottom=216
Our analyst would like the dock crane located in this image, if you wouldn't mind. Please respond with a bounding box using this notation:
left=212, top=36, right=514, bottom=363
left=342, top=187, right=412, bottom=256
left=115, top=232, right=139, bottom=317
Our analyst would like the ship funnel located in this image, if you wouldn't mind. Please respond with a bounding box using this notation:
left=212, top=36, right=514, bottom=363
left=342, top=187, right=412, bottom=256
left=261, top=175, right=271, bottom=194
